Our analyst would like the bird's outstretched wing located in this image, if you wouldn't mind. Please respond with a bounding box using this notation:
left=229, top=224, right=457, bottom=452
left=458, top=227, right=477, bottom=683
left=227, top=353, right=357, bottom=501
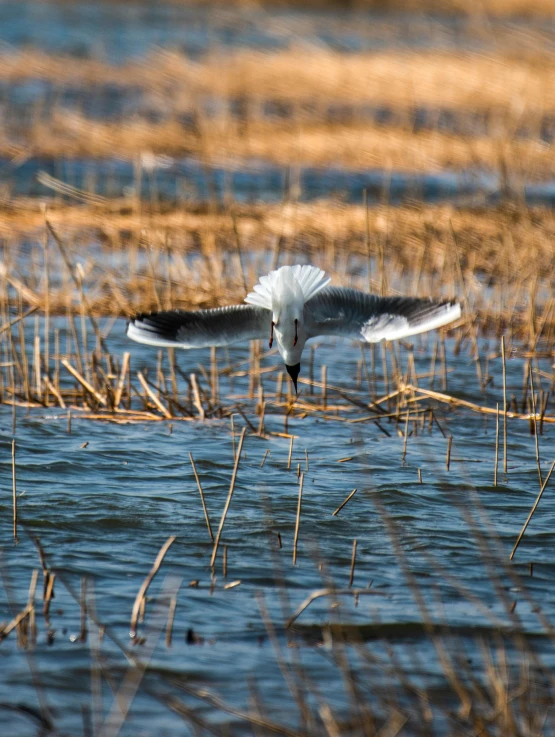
left=305, top=287, right=461, bottom=342
left=127, top=305, right=272, bottom=349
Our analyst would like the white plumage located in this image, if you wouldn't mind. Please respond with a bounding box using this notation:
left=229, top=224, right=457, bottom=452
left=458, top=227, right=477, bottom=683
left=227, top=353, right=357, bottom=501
left=244, top=264, right=330, bottom=309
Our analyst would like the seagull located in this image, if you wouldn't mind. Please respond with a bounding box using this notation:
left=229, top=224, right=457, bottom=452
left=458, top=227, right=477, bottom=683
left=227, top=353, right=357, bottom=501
left=127, top=264, right=461, bottom=393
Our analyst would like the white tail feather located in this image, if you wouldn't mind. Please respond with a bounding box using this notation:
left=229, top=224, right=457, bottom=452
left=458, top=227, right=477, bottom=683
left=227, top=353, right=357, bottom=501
left=245, top=265, right=330, bottom=309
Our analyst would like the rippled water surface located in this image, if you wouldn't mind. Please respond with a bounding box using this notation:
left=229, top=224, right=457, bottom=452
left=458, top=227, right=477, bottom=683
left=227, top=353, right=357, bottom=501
left=2, top=324, right=555, bottom=734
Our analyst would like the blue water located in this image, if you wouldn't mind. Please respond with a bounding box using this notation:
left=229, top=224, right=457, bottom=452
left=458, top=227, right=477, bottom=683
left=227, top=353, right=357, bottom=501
left=1, top=1, right=549, bottom=62
left=2, top=322, right=555, bottom=734
left=5, top=155, right=555, bottom=206
left=1, top=155, right=502, bottom=205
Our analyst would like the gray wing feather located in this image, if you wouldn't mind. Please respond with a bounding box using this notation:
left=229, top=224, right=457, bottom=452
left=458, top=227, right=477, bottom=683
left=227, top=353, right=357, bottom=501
left=305, top=287, right=461, bottom=343
left=127, top=305, right=272, bottom=349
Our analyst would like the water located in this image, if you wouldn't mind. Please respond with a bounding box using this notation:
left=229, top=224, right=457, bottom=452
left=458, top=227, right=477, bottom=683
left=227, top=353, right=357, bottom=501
left=2, top=324, right=555, bottom=734
left=2, top=0, right=554, bottom=207
left=2, top=2, right=551, bottom=62
left=2, top=155, right=503, bottom=205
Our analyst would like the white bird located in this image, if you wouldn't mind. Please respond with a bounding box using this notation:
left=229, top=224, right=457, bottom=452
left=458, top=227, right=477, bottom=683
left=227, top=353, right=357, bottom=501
left=127, top=264, right=461, bottom=392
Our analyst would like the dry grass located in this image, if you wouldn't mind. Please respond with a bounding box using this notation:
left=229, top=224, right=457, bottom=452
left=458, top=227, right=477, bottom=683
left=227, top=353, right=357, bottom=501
left=1, top=200, right=554, bottom=358
left=2, top=46, right=554, bottom=178
left=5, top=112, right=551, bottom=176
left=223, top=122, right=550, bottom=176
left=3, top=198, right=555, bottom=425
left=2, top=47, right=555, bottom=113
left=174, top=48, right=555, bottom=113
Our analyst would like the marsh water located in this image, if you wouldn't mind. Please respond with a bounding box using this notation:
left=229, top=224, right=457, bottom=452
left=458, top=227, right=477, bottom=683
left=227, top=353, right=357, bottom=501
left=3, top=324, right=555, bottom=734
left=2, top=1, right=555, bottom=207
left=2, top=2, right=555, bottom=735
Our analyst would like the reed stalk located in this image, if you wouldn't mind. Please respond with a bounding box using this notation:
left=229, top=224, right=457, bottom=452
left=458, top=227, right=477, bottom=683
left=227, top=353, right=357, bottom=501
left=12, top=439, right=17, bottom=539
left=188, top=452, right=214, bottom=542
left=332, top=489, right=357, bottom=517
left=130, top=536, right=176, bottom=639
left=494, top=403, right=500, bottom=487
left=349, top=539, right=357, bottom=587
left=292, top=472, right=304, bottom=566
left=210, top=427, right=246, bottom=568
left=502, top=336, right=508, bottom=474
left=510, top=458, right=555, bottom=560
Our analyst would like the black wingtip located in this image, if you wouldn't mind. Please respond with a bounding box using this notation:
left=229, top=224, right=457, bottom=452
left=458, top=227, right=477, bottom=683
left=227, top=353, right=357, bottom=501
left=126, top=310, right=187, bottom=344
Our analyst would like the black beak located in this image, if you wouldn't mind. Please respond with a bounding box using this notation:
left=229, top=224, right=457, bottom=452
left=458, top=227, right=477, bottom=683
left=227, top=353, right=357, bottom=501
left=285, top=363, right=300, bottom=394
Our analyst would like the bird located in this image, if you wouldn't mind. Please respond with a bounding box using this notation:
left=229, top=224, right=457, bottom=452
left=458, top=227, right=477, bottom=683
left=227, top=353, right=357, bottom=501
left=127, top=264, right=461, bottom=393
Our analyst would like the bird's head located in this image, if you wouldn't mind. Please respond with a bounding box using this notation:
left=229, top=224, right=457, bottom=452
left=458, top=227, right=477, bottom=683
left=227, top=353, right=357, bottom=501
left=285, top=363, right=301, bottom=394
